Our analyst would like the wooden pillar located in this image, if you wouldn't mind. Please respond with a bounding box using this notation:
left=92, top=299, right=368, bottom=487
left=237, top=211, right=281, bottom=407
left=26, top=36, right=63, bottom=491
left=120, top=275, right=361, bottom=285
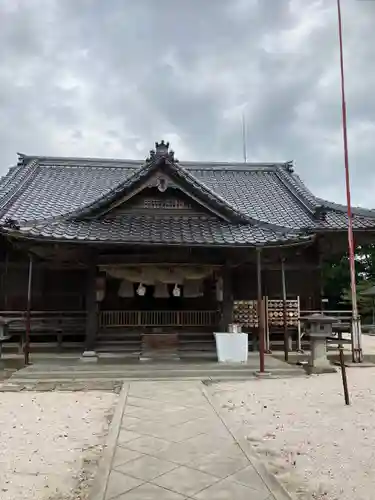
left=281, top=258, right=290, bottom=362
left=256, top=248, right=265, bottom=373
left=221, top=264, right=233, bottom=331
left=3, top=251, right=9, bottom=310
left=24, top=254, right=33, bottom=366
left=82, top=253, right=98, bottom=359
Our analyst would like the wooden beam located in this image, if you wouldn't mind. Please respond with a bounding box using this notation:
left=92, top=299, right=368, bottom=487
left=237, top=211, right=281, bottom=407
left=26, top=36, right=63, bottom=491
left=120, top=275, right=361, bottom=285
left=0, top=262, right=86, bottom=270
left=257, top=263, right=320, bottom=271
left=98, top=255, right=225, bottom=266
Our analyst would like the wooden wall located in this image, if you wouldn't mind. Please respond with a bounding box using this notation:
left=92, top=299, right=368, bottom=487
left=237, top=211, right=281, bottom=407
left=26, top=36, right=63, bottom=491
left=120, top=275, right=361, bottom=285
left=0, top=261, right=86, bottom=311
left=0, top=241, right=322, bottom=312
left=232, top=265, right=321, bottom=309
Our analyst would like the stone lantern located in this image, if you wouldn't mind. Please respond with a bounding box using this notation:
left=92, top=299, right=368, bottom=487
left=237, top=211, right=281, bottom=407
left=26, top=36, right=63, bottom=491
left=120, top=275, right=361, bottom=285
left=300, top=313, right=337, bottom=373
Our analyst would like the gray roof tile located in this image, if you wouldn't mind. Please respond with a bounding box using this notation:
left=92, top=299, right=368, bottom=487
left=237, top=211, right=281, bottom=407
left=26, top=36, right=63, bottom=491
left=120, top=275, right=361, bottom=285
left=323, top=209, right=375, bottom=230
left=16, top=215, right=309, bottom=246
left=192, top=168, right=315, bottom=228
left=0, top=149, right=374, bottom=245
left=1, top=163, right=136, bottom=222
left=70, top=155, right=249, bottom=223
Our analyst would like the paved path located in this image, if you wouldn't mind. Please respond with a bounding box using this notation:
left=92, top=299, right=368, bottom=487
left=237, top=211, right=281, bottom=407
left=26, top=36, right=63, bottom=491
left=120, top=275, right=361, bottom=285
left=91, top=381, right=290, bottom=500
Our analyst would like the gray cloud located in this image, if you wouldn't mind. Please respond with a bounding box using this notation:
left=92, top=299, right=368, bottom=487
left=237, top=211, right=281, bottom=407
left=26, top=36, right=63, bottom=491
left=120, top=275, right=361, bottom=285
left=0, top=0, right=374, bottom=206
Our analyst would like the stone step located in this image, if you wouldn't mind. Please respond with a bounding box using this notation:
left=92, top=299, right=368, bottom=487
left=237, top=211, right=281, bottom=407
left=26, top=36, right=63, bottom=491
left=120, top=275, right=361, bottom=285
left=140, top=348, right=180, bottom=362
left=140, top=355, right=181, bottom=362
left=178, top=343, right=215, bottom=351
left=97, top=333, right=141, bottom=340
left=4, top=374, right=303, bottom=387
left=8, top=368, right=304, bottom=383
left=96, top=342, right=141, bottom=353
left=8, top=363, right=304, bottom=382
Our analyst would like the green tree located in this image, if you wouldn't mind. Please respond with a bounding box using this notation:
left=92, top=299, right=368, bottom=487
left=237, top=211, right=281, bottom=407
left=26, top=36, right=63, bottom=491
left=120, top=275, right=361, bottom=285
left=322, top=244, right=375, bottom=321
left=341, top=280, right=375, bottom=322
left=356, top=244, right=375, bottom=280
left=322, top=254, right=351, bottom=309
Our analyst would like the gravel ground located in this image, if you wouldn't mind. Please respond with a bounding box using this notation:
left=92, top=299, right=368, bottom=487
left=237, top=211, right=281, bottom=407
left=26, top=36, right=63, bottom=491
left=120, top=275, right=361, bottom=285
left=208, top=369, right=375, bottom=500
left=0, top=391, right=118, bottom=500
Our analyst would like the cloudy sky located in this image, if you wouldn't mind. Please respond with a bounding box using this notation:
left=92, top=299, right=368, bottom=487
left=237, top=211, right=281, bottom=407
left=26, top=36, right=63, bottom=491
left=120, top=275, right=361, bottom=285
left=0, top=0, right=374, bottom=206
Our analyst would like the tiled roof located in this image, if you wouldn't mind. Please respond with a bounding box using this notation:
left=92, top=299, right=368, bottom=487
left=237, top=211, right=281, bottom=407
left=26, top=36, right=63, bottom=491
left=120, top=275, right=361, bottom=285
left=69, top=153, right=250, bottom=223
left=14, top=215, right=310, bottom=246
left=320, top=207, right=375, bottom=230
left=0, top=145, right=374, bottom=246
left=193, top=168, right=315, bottom=228
left=0, top=160, right=137, bottom=222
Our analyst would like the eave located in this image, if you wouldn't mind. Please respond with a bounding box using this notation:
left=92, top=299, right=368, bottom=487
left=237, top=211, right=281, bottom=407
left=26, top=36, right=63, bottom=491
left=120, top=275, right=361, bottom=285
left=0, top=223, right=314, bottom=249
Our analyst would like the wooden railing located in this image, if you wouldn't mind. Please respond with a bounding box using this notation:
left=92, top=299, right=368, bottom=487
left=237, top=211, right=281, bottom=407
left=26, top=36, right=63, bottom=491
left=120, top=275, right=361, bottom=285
left=99, top=310, right=219, bottom=328
left=0, top=310, right=86, bottom=327
left=0, top=311, right=86, bottom=347
left=300, top=309, right=353, bottom=321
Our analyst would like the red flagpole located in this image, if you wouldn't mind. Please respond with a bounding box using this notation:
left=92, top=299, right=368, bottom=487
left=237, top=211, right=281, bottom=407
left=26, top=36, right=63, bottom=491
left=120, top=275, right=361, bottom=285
left=337, top=0, right=362, bottom=362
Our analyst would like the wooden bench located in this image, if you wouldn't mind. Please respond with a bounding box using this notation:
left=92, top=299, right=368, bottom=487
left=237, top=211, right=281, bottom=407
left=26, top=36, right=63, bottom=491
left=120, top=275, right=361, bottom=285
left=1, top=313, right=86, bottom=351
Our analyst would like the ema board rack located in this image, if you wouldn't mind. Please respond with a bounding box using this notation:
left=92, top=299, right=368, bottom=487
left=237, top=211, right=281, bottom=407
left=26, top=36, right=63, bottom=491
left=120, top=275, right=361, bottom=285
left=267, top=298, right=300, bottom=327
left=233, top=297, right=300, bottom=328
left=233, top=300, right=258, bottom=328
left=233, top=297, right=301, bottom=352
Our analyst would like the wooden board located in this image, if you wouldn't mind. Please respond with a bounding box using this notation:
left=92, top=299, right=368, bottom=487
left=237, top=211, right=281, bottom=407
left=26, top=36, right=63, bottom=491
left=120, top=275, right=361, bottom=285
left=142, top=333, right=179, bottom=350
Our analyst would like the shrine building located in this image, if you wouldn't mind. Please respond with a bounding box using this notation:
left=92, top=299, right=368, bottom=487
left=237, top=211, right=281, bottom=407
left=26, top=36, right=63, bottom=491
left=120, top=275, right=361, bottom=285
left=0, top=140, right=374, bottom=359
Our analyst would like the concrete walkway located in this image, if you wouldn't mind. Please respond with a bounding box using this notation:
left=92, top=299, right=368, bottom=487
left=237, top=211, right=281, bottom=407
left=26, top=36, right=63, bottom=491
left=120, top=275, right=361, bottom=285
left=90, top=382, right=291, bottom=500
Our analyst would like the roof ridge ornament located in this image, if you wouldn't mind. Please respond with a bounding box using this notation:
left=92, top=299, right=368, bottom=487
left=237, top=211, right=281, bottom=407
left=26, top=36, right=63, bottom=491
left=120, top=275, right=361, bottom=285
left=17, top=153, right=26, bottom=166
left=147, top=140, right=177, bottom=162
left=156, top=140, right=169, bottom=155
left=3, top=217, right=20, bottom=230
left=285, top=160, right=294, bottom=173
left=314, top=206, right=327, bottom=221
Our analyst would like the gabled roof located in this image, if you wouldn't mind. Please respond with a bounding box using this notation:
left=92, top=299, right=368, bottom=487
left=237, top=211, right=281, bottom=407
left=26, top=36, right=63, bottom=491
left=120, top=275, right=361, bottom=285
left=0, top=141, right=374, bottom=247
left=67, top=143, right=249, bottom=224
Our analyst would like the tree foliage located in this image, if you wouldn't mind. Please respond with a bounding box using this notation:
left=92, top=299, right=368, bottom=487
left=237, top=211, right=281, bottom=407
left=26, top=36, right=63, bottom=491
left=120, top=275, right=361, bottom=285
left=322, top=244, right=375, bottom=322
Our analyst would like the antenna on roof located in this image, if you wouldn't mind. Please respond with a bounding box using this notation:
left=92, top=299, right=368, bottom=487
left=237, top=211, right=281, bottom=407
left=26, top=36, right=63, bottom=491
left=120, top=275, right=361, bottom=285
left=242, top=112, right=247, bottom=163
